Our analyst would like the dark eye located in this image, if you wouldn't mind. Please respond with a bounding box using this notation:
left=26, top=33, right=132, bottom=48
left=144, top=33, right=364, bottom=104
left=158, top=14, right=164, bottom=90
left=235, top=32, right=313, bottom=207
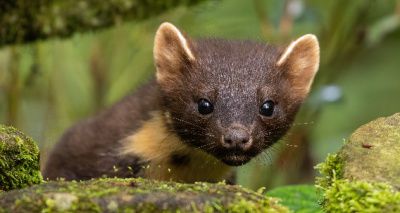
left=197, top=99, right=214, bottom=115
left=260, top=100, right=275, bottom=117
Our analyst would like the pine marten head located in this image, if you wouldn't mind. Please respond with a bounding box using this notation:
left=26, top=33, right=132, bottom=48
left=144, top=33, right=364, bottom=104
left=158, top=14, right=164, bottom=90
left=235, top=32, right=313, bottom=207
left=154, top=23, right=319, bottom=166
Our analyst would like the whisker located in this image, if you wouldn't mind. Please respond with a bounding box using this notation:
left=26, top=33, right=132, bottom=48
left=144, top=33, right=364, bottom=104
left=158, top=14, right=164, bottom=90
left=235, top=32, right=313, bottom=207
left=261, top=121, right=315, bottom=136
left=197, top=142, right=216, bottom=149
left=270, top=143, right=284, bottom=153
left=265, top=151, right=273, bottom=164
left=166, top=117, right=219, bottom=139
left=164, top=127, right=217, bottom=139
left=170, top=116, right=208, bottom=131
left=255, top=151, right=272, bottom=166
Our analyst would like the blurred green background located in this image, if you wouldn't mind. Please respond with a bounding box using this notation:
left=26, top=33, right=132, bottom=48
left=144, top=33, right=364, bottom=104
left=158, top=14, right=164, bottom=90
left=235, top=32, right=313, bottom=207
left=1, top=0, right=400, bottom=190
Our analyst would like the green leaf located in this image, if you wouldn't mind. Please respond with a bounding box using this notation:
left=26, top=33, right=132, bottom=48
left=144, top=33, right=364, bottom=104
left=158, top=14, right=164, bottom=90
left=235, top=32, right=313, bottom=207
left=267, top=185, right=322, bottom=213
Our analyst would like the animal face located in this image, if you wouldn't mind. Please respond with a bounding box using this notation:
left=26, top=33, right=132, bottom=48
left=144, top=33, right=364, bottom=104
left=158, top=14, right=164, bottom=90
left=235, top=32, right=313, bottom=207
left=154, top=23, right=319, bottom=166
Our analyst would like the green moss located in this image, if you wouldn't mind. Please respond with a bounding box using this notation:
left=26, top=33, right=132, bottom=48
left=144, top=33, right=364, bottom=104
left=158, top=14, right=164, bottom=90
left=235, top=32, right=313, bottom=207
left=226, top=197, right=287, bottom=213
left=316, top=113, right=400, bottom=212
left=323, top=180, right=400, bottom=212
left=0, top=125, right=43, bottom=191
left=314, top=154, right=343, bottom=190
left=316, top=154, right=400, bottom=212
left=0, top=178, right=289, bottom=212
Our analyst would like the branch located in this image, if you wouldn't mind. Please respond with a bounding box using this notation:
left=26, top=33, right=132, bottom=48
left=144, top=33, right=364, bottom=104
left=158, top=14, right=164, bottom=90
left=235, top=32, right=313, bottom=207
left=0, top=0, right=208, bottom=47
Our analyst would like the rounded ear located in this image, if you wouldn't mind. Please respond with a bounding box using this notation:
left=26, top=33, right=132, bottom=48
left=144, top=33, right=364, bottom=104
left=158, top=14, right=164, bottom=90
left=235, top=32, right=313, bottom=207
left=277, top=34, right=320, bottom=97
left=153, top=22, right=195, bottom=83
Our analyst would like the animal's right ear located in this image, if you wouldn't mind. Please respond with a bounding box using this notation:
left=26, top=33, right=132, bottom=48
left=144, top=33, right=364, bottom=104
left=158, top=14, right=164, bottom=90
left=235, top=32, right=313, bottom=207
left=153, top=22, right=196, bottom=83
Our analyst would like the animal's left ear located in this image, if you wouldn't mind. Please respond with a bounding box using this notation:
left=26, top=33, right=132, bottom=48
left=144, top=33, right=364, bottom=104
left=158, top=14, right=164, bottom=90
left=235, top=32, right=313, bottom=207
left=276, top=34, right=320, bottom=98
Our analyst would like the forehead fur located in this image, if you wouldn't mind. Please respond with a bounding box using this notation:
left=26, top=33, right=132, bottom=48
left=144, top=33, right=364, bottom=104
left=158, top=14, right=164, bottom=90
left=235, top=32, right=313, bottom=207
left=191, top=39, right=282, bottom=87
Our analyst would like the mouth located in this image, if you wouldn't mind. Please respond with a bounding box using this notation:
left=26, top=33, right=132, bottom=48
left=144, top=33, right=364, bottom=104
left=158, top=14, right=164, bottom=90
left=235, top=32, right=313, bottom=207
left=208, top=147, right=258, bottom=166
left=220, top=154, right=252, bottom=166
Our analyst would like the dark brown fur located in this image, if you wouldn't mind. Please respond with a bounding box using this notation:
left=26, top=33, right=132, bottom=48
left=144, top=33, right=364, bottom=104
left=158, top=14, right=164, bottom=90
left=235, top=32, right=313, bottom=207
left=43, top=23, right=319, bottom=182
left=43, top=81, right=160, bottom=180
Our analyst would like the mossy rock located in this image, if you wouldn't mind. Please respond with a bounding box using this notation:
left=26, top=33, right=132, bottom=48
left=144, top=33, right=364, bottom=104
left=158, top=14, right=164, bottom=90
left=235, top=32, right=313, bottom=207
left=316, top=113, right=400, bottom=212
left=341, top=112, right=400, bottom=188
left=0, top=125, right=43, bottom=191
left=0, top=178, right=289, bottom=212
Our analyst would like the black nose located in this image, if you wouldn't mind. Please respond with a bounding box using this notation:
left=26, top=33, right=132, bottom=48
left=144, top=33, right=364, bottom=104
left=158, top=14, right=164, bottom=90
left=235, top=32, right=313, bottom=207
left=222, top=127, right=251, bottom=150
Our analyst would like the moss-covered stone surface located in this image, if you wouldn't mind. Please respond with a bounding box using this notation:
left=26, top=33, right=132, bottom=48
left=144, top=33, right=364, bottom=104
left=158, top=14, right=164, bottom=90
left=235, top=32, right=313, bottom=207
left=0, top=178, right=288, bottom=212
left=341, top=113, right=400, bottom=188
left=316, top=113, right=400, bottom=212
left=0, top=125, right=43, bottom=191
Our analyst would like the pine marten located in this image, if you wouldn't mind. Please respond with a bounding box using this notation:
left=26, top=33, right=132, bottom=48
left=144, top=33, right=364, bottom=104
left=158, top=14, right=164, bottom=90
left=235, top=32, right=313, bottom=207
left=43, top=22, right=320, bottom=183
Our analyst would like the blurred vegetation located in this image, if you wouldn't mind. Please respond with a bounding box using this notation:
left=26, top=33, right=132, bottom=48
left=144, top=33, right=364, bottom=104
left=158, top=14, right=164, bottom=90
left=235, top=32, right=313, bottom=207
left=1, top=0, right=400, bottom=190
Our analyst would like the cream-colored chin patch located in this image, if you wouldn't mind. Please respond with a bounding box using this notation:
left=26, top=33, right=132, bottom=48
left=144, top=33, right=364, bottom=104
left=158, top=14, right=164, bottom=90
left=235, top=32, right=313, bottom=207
left=120, top=111, right=231, bottom=183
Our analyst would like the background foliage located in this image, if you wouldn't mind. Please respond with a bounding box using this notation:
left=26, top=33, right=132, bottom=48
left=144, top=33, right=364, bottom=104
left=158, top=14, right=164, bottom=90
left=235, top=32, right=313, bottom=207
left=1, top=0, right=399, bottom=190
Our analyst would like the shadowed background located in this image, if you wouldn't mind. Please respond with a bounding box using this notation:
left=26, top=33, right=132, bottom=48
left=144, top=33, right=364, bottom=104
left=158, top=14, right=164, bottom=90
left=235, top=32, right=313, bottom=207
left=1, top=0, right=399, bottom=190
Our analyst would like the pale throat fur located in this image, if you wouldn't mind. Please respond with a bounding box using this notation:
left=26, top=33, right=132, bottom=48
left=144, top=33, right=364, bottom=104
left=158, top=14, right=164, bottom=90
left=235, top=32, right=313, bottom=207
left=120, top=111, right=231, bottom=183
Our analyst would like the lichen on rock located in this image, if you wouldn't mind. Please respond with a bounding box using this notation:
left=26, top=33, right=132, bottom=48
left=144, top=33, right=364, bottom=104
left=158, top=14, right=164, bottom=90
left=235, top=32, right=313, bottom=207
left=0, top=178, right=289, bottom=212
left=315, top=113, right=400, bottom=212
left=0, top=125, right=43, bottom=191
